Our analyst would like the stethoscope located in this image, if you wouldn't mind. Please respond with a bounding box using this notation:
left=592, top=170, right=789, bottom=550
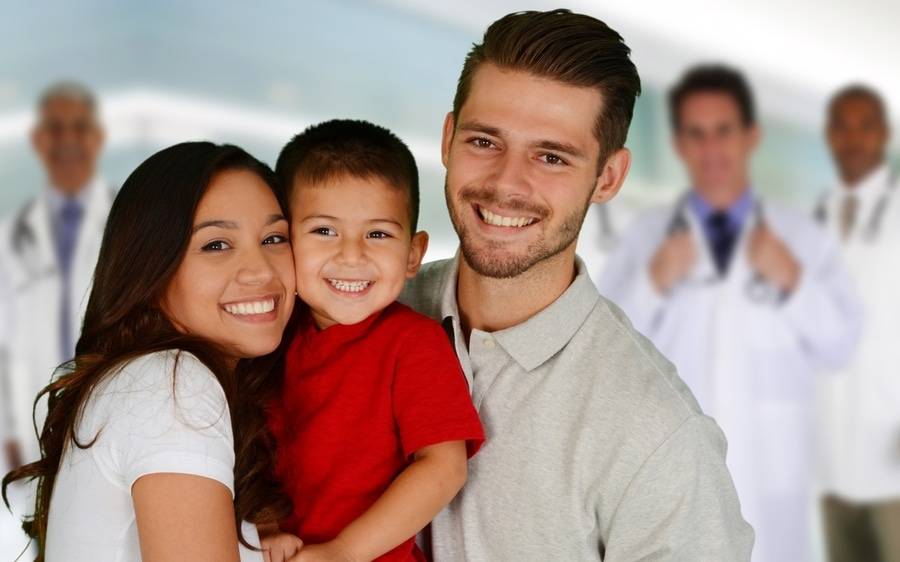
left=667, top=194, right=782, bottom=304
left=9, top=200, right=57, bottom=292
left=814, top=170, right=898, bottom=242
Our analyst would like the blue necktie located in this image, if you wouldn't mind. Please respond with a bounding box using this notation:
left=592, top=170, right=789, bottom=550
left=707, top=211, right=736, bottom=275
left=55, top=198, right=83, bottom=361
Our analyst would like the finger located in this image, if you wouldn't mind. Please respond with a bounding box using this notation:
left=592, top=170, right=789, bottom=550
left=263, top=548, right=271, bottom=562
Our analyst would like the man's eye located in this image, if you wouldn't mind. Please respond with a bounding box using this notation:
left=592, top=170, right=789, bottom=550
left=367, top=231, right=391, bottom=239
left=470, top=138, right=495, bottom=149
left=263, top=234, right=288, bottom=245
left=312, top=227, right=337, bottom=236
left=540, top=153, right=567, bottom=166
left=201, top=240, right=231, bottom=252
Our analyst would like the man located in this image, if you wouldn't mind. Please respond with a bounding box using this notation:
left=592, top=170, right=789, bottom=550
left=0, top=81, right=113, bottom=486
left=816, top=85, right=900, bottom=562
left=600, top=66, right=861, bottom=561
left=400, top=11, right=753, bottom=560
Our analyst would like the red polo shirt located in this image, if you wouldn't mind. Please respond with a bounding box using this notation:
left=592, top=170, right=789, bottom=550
left=269, top=301, right=484, bottom=561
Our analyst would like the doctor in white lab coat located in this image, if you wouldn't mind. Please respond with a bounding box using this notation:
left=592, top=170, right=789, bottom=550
left=600, top=66, right=861, bottom=562
left=816, top=85, right=900, bottom=562
left=0, top=83, right=112, bottom=554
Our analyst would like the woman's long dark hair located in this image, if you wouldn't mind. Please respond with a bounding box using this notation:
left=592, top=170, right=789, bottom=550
left=2, top=142, right=292, bottom=559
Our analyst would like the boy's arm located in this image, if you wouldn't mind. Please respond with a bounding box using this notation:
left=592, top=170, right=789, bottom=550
left=298, top=440, right=468, bottom=562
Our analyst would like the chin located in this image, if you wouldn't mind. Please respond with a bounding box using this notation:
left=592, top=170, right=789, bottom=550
left=233, top=339, right=282, bottom=359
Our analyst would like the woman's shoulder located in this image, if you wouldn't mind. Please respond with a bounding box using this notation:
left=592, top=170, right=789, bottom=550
left=100, top=349, right=219, bottom=395
left=84, top=350, right=228, bottom=431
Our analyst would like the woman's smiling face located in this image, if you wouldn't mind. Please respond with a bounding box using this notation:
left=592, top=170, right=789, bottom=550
left=162, top=168, right=296, bottom=360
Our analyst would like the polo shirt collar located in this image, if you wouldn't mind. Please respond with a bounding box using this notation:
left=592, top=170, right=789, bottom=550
left=437, top=252, right=600, bottom=372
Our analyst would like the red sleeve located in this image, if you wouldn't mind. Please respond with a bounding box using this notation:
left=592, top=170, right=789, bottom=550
left=392, top=317, right=484, bottom=459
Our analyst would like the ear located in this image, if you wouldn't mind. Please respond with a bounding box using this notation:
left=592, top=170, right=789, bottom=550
left=748, top=123, right=761, bottom=151
left=406, top=231, right=430, bottom=278
left=30, top=125, right=41, bottom=153
left=441, top=112, right=455, bottom=169
left=590, top=147, right=631, bottom=205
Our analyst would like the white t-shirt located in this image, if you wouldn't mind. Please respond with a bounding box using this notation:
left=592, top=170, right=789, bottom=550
left=45, top=350, right=263, bottom=561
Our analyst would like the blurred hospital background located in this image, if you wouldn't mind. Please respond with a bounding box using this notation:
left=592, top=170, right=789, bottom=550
left=1, top=1, right=899, bottom=560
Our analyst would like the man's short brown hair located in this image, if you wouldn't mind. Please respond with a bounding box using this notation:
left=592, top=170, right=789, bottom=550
left=452, top=9, right=641, bottom=166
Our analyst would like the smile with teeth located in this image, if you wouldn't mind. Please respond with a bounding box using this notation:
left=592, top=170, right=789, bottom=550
left=327, top=279, right=372, bottom=293
left=477, top=206, right=538, bottom=228
left=223, top=298, right=276, bottom=316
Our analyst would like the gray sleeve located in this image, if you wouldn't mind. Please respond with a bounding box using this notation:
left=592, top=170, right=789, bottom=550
left=603, top=415, right=754, bottom=562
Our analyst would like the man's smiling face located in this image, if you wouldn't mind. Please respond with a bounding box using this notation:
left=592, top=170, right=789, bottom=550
left=442, top=63, right=605, bottom=279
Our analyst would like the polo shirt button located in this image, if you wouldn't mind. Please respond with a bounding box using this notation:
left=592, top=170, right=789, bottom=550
left=483, top=338, right=495, bottom=348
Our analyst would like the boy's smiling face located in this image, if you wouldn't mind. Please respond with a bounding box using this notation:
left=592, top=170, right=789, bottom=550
left=291, top=174, right=428, bottom=329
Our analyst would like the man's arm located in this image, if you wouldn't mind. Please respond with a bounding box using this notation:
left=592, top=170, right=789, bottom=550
left=598, top=219, right=680, bottom=335
left=756, top=226, right=862, bottom=370
left=602, top=415, right=754, bottom=561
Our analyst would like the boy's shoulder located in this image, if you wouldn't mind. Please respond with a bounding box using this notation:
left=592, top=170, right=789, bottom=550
left=398, top=258, right=456, bottom=322
left=378, top=300, right=446, bottom=335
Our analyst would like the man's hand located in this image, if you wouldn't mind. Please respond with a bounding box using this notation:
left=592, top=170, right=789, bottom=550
left=290, top=538, right=359, bottom=562
left=748, top=224, right=801, bottom=292
left=649, top=231, right=697, bottom=294
left=261, top=532, right=304, bottom=562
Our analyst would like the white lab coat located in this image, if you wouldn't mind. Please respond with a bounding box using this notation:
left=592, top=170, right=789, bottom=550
left=815, top=164, right=900, bottom=503
left=599, top=193, right=862, bottom=562
left=0, top=178, right=113, bottom=467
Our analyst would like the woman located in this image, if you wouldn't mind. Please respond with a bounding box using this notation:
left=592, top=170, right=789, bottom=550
left=2, top=142, right=298, bottom=561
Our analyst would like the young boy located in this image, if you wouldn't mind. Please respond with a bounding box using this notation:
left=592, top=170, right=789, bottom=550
left=262, top=120, right=484, bottom=562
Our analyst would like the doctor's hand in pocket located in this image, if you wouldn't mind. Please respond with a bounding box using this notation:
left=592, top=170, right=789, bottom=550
left=748, top=225, right=801, bottom=293
left=261, top=531, right=304, bottom=562
left=650, top=231, right=696, bottom=294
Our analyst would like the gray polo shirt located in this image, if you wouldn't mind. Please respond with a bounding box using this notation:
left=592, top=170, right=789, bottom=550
left=399, top=255, right=753, bottom=561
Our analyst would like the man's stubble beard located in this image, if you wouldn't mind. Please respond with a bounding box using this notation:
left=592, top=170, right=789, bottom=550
left=444, top=178, right=592, bottom=279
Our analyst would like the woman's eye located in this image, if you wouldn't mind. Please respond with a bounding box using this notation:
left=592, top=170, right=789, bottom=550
left=201, top=240, right=231, bottom=252
left=367, top=230, right=391, bottom=240
left=311, top=226, right=337, bottom=237
left=263, top=234, right=288, bottom=245
left=539, top=153, right=567, bottom=166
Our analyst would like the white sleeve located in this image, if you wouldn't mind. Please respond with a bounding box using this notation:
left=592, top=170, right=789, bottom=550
left=598, top=217, right=668, bottom=336
left=777, top=227, right=863, bottom=371
left=91, top=351, right=236, bottom=496
left=0, top=258, right=12, bottom=447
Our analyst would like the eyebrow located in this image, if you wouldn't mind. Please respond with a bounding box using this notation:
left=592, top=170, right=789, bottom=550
left=300, top=214, right=405, bottom=228
left=458, top=120, right=587, bottom=160
left=192, top=214, right=286, bottom=234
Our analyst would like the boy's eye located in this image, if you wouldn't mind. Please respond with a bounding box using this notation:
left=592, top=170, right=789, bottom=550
left=367, top=230, right=392, bottom=240
left=263, top=234, right=289, bottom=245
left=201, top=240, right=231, bottom=252
left=539, top=153, right=567, bottom=166
left=311, top=226, right=337, bottom=237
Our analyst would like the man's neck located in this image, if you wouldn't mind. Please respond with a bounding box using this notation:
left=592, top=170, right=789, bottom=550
left=456, top=244, right=577, bottom=342
left=50, top=176, right=93, bottom=198
left=840, top=161, right=884, bottom=190
left=694, top=179, right=750, bottom=211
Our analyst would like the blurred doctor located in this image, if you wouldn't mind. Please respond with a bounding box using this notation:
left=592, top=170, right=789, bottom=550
left=816, top=85, right=900, bottom=562
left=0, top=82, right=112, bottom=477
left=600, top=66, right=861, bottom=562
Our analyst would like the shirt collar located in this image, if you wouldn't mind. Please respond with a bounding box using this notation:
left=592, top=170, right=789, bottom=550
left=837, top=163, right=892, bottom=204
left=687, top=188, right=754, bottom=228
left=45, top=178, right=96, bottom=218
left=437, top=253, right=600, bottom=372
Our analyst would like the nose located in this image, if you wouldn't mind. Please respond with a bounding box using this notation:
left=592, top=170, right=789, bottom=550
left=487, top=149, right=533, bottom=200
left=235, top=245, right=277, bottom=286
left=335, top=236, right=367, bottom=267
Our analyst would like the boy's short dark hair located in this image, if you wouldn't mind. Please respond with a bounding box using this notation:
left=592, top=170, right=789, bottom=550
left=668, top=65, right=756, bottom=130
left=452, top=9, right=641, bottom=167
left=276, top=119, right=420, bottom=232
